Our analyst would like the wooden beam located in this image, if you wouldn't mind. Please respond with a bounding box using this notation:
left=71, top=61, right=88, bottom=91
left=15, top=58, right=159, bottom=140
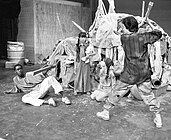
left=33, top=65, right=56, bottom=75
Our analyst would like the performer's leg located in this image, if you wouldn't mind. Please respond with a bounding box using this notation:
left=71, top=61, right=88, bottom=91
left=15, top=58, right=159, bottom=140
left=22, top=90, right=56, bottom=107
left=42, top=76, right=63, bottom=94
left=137, top=81, right=162, bottom=128
left=137, top=81, right=160, bottom=108
left=46, top=76, right=71, bottom=105
left=107, top=80, right=132, bottom=106
left=97, top=80, right=132, bottom=120
left=22, top=76, right=60, bottom=106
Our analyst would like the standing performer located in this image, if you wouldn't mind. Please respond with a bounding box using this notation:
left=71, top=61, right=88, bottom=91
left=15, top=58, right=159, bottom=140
left=96, top=16, right=163, bottom=128
left=74, top=32, right=91, bottom=95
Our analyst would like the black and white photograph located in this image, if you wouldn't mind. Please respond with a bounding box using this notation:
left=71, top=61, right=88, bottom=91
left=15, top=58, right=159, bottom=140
left=0, top=0, right=171, bottom=139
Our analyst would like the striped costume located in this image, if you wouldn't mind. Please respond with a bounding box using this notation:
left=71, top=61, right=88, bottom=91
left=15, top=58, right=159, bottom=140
left=108, top=29, right=162, bottom=108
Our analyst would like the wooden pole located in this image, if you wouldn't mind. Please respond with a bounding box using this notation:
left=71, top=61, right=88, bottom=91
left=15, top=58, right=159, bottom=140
left=141, top=1, right=145, bottom=18
left=33, top=60, right=60, bottom=76
left=139, top=1, right=154, bottom=28
left=33, top=65, right=56, bottom=75
left=144, top=1, right=154, bottom=21
left=72, top=21, right=86, bottom=32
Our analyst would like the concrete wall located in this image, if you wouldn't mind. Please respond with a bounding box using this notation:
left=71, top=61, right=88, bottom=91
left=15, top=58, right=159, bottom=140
left=17, top=0, right=35, bottom=62
left=18, top=0, right=92, bottom=63
left=35, top=0, right=91, bottom=62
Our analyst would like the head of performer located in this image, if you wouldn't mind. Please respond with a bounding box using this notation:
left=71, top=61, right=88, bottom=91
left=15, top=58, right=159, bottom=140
left=119, top=16, right=139, bottom=34
left=76, top=32, right=89, bottom=61
left=14, top=64, right=25, bottom=78
left=78, top=32, right=89, bottom=46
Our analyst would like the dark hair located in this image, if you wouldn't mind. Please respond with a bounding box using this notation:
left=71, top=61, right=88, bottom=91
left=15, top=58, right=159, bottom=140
left=122, top=16, right=138, bottom=32
left=76, top=32, right=87, bottom=62
left=14, top=63, right=23, bottom=71
left=104, top=58, right=114, bottom=80
left=78, top=32, right=87, bottom=38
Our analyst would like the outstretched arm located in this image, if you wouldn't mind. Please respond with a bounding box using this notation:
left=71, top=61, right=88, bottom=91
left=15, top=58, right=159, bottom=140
left=33, top=63, right=57, bottom=76
left=4, top=85, right=21, bottom=94
left=143, top=29, right=162, bottom=45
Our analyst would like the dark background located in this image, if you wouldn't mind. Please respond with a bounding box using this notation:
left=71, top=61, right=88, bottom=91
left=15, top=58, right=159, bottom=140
left=0, top=0, right=21, bottom=59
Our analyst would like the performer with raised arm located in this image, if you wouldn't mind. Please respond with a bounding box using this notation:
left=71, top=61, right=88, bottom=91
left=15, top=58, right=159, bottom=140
left=4, top=63, right=71, bottom=106
left=96, top=16, right=163, bottom=128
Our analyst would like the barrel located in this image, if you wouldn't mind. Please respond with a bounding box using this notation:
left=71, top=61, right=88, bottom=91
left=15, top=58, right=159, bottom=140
left=7, top=41, right=24, bottom=65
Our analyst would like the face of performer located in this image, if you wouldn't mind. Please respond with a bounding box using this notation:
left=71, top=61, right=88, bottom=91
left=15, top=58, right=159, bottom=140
left=98, top=61, right=107, bottom=76
left=122, top=24, right=131, bottom=34
left=79, top=37, right=89, bottom=46
left=118, top=22, right=131, bottom=34
left=14, top=65, right=25, bottom=78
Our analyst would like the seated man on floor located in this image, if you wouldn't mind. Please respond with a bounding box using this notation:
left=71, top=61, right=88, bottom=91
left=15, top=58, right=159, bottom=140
left=5, top=64, right=71, bottom=107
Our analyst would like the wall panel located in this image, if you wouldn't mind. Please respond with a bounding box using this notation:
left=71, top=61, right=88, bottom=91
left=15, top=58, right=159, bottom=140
left=18, top=0, right=92, bottom=63
left=18, top=0, right=34, bottom=62
left=35, top=0, right=91, bottom=62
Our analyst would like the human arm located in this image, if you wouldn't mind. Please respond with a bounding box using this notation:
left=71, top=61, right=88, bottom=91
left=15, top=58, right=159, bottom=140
left=74, top=57, right=77, bottom=74
left=81, top=44, right=96, bottom=62
left=143, top=29, right=162, bottom=45
left=4, top=84, right=22, bottom=94
left=33, top=64, right=56, bottom=76
left=4, top=76, right=23, bottom=94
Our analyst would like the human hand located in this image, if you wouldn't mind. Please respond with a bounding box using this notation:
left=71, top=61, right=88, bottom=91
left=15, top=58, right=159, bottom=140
left=74, top=68, right=76, bottom=74
left=81, top=56, right=87, bottom=62
left=29, top=71, right=34, bottom=76
left=74, top=65, right=77, bottom=74
left=4, top=89, right=14, bottom=94
left=139, top=17, right=148, bottom=28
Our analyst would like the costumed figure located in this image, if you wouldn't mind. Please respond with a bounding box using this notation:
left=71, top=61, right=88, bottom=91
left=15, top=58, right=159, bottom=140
left=96, top=16, right=163, bottom=128
left=74, top=32, right=91, bottom=95
left=5, top=64, right=71, bottom=106
left=91, top=58, right=115, bottom=101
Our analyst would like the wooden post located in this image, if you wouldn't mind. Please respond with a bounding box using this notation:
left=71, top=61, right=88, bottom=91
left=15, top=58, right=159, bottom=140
left=144, top=1, right=154, bottom=21
left=141, top=1, right=145, bottom=18
left=33, top=65, right=56, bottom=75
left=72, top=21, right=86, bottom=32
